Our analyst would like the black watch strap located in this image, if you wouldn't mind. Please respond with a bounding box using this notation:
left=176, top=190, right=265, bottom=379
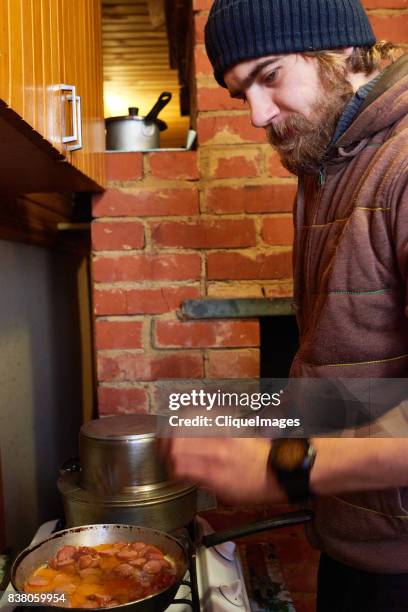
left=275, top=466, right=313, bottom=504
left=268, top=439, right=316, bottom=504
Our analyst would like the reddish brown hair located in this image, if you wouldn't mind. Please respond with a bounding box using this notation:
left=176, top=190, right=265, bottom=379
left=304, top=41, right=401, bottom=77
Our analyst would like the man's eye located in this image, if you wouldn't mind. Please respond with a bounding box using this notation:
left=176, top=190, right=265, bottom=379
left=264, top=70, right=278, bottom=84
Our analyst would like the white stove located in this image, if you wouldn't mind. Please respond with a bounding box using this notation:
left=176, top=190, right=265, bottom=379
left=195, top=517, right=251, bottom=611
left=0, top=517, right=252, bottom=612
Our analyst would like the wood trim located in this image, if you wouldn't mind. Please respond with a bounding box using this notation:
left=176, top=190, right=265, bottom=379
left=77, top=255, right=97, bottom=423
left=0, top=192, right=91, bottom=253
left=165, top=0, right=194, bottom=117
left=0, top=451, right=6, bottom=553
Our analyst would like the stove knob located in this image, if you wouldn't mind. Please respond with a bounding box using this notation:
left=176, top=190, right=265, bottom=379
left=214, top=540, right=236, bottom=561
left=219, top=580, right=244, bottom=607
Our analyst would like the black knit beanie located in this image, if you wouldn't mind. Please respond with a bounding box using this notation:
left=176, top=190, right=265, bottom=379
left=205, top=0, right=376, bottom=87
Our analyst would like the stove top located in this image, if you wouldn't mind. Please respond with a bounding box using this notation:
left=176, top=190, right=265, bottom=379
left=1, top=518, right=252, bottom=611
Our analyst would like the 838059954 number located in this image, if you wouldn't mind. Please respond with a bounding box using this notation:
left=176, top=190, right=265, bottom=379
left=8, top=592, right=66, bottom=604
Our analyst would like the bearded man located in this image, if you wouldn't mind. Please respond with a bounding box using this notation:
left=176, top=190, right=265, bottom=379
left=164, top=1, right=408, bottom=610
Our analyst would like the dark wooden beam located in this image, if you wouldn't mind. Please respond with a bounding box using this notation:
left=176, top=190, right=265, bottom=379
left=165, top=0, right=194, bottom=116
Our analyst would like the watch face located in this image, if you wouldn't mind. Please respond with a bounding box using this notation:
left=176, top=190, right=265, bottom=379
left=273, top=439, right=308, bottom=470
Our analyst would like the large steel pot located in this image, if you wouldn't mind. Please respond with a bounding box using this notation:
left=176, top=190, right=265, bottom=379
left=106, top=92, right=172, bottom=151
left=79, top=415, right=168, bottom=496
left=58, top=470, right=198, bottom=533
left=60, top=415, right=203, bottom=532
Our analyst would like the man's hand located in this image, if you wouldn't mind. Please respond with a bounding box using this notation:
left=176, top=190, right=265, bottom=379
left=159, top=435, right=408, bottom=504
left=160, top=437, right=288, bottom=505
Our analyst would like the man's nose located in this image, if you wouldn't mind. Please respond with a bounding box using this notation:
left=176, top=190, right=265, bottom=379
left=248, top=93, right=279, bottom=128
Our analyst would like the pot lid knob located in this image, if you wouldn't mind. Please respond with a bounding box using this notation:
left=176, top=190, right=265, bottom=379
left=128, top=107, right=139, bottom=116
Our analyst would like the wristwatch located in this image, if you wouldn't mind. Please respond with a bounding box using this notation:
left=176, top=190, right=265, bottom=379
left=268, top=438, right=317, bottom=504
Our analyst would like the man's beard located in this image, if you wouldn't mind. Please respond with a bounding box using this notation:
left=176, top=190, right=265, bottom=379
left=267, top=67, right=354, bottom=176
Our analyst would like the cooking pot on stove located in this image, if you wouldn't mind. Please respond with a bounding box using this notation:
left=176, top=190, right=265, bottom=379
left=106, top=92, right=172, bottom=151
left=58, top=469, right=199, bottom=533
left=58, top=415, right=204, bottom=532
left=79, top=414, right=168, bottom=496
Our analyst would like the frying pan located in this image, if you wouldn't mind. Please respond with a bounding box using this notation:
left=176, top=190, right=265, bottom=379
left=11, top=511, right=313, bottom=611
left=11, top=524, right=187, bottom=612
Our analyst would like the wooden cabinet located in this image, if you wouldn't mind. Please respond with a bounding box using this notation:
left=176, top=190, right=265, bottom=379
left=0, top=0, right=105, bottom=191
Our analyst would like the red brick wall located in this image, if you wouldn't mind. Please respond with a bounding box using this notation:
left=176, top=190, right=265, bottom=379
left=92, top=1, right=408, bottom=417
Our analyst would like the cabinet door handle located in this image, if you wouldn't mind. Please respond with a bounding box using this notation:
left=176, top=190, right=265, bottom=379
left=66, top=94, right=82, bottom=151
left=58, top=84, right=78, bottom=144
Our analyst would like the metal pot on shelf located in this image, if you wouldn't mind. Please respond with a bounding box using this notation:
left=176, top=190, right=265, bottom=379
left=105, top=92, right=172, bottom=151
left=57, top=415, right=203, bottom=532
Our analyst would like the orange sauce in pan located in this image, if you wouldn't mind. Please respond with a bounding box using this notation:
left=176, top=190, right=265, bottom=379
left=24, top=542, right=177, bottom=609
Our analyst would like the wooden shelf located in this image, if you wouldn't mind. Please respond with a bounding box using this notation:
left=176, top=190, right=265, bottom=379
left=0, top=190, right=92, bottom=253
left=0, top=101, right=104, bottom=195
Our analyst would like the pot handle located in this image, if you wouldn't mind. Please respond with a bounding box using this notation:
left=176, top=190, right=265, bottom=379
left=60, top=457, right=81, bottom=476
left=144, top=92, right=172, bottom=123
left=201, top=509, right=314, bottom=548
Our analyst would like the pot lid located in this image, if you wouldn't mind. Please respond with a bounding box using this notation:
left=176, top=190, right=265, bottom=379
left=105, top=112, right=167, bottom=132
left=105, top=114, right=146, bottom=122
left=80, top=415, right=159, bottom=441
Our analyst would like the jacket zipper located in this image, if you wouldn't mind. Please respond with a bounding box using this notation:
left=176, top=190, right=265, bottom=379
left=318, top=165, right=327, bottom=187
left=303, top=165, right=327, bottom=324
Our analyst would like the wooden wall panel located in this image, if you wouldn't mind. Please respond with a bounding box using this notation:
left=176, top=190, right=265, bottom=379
left=21, top=0, right=35, bottom=128
left=59, top=0, right=75, bottom=146
left=8, top=0, right=24, bottom=117
left=0, top=1, right=105, bottom=189
left=82, top=0, right=90, bottom=176
left=0, top=0, right=63, bottom=152
left=71, top=0, right=84, bottom=173
left=32, top=0, right=46, bottom=137
left=94, top=0, right=107, bottom=182
left=42, top=0, right=63, bottom=153
left=74, top=0, right=105, bottom=185
left=56, top=0, right=105, bottom=186
left=0, top=0, right=10, bottom=103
